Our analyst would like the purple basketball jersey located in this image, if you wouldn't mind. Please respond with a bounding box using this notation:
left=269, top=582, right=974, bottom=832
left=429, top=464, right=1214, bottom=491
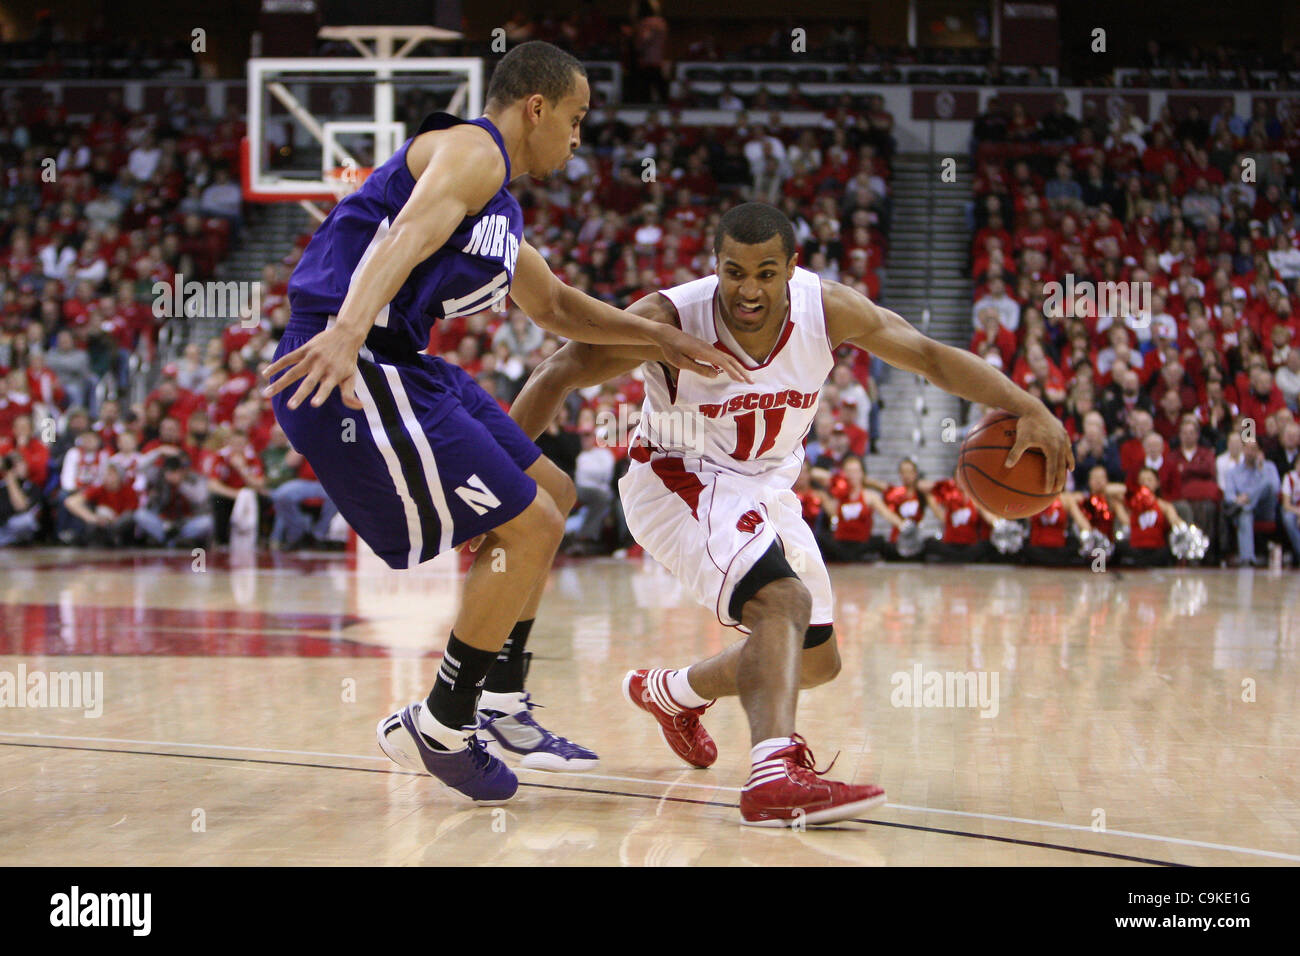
left=287, top=112, right=523, bottom=357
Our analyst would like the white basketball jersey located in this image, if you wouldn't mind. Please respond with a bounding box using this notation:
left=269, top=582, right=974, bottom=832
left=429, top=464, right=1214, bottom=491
left=631, top=266, right=833, bottom=489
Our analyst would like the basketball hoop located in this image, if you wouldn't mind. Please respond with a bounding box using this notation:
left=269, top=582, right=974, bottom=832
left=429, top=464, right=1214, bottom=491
left=325, top=164, right=373, bottom=202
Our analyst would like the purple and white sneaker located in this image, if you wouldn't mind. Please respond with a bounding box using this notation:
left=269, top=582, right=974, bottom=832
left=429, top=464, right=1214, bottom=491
left=476, top=691, right=599, bottom=772
left=376, top=703, right=518, bottom=805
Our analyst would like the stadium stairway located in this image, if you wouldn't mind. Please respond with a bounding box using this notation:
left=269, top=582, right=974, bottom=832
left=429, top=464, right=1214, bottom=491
left=867, top=151, right=974, bottom=488
left=157, top=204, right=313, bottom=369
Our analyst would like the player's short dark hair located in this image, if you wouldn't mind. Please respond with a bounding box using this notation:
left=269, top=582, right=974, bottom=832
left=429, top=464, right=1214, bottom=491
left=486, top=41, right=586, bottom=109
left=714, top=203, right=797, bottom=260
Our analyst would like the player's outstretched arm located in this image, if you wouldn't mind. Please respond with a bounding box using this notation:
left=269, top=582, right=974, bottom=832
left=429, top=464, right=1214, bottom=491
left=510, top=242, right=752, bottom=384
left=264, top=126, right=504, bottom=410
left=823, top=279, right=1074, bottom=494
left=509, top=293, right=676, bottom=440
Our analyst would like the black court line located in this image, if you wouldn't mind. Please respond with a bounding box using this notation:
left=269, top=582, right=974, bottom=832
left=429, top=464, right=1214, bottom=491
left=0, top=740, right=1182, bottom=866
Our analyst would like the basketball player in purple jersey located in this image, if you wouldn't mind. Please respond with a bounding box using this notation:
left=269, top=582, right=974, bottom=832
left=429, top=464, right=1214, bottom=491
left=264, top=41, right=750, bottom=804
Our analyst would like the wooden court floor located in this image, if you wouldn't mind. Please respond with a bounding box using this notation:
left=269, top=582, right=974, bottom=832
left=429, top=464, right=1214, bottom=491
left=1, top=545, right=1297, bottom=866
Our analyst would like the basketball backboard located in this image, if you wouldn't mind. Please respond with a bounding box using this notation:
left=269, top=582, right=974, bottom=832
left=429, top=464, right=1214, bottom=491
left=242, top=36, right=482, bottom=218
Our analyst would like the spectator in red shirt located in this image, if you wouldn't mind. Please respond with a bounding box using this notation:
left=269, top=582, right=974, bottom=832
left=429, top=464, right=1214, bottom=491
left=141, top=417, right=193, bottom=465
left=0, top=415, right=51, bottom=488
left=1119, top=409, right=1162, bottom=481
left=1127, top=430, right=1179, bottom=497
left=1069, top=464, right=1122, bottom=543
left=1115, top=467, right=1187, bottom=567
left=1147, top=360, right=1198, bottom=416
left=1013, top=208, right=1056, bottom=261
left=207, top=430, right=265, bottom=544
left=971, top=307, right=1017, bottom=370
left=1061, top=377, right=1101, bottom=441
left=793, top=461, right=829, bottom=531
left=62, top=462, right=138, bottom=546
left=1022, top=495, right=1092, bottom=566
left=1152, top=387, right=1187, bottom=445
left=882, top=458, right=928, bottom=557
left=814, top=455, right=900, bottom=562
left=1170, top=415, right=1222, bottom=563
left=59, top=429, right=106, bottom=497
left=1011, top=343, right=1067, bottom=407
left=1239, top=365, right=1286, bottom=428
left=147, top=376, right=200, bottom=425
left=921, top=478, right=996, bottom=563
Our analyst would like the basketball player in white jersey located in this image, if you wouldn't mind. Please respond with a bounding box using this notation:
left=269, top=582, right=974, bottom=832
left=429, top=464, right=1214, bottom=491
left=511, top=203, right=1074, bottom=826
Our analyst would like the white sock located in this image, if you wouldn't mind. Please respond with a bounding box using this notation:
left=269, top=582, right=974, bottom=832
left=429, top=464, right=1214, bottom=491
left=478, top=689, right=526, bottom=716
left=666, top=667, right=710, bottom=708
left=751, top=737, right=794, bottom=764
left=416, top=705, right=469, bottom=751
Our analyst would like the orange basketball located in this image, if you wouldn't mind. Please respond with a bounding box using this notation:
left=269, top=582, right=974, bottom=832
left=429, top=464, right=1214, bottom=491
left=957, top=411, right=1055, bottom=519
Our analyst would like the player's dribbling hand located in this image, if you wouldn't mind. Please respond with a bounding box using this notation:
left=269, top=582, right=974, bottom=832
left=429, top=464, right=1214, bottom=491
left=652, top=326, right=754, bottom=384
left=1005, top=408, right=1075, bottom=495
left=262, top=325, right=366, bottom=411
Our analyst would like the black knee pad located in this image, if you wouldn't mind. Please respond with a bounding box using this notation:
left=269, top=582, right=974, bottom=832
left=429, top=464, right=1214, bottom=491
left=803, top=623, right=833, bottom=649
left=728, top=541, right=799, bottom=623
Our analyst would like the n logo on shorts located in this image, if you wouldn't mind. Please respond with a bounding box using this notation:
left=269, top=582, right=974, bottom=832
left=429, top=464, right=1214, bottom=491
left=455, top=474, right=502, bottom=516
left=736, top=509, right=764, bottom=534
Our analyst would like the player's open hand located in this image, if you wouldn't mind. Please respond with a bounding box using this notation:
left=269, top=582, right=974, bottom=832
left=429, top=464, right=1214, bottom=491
left=262, top=325, right=366, bottom=411
left=1005, top=409, right=1074, bottom=494
left=652, top=326, right=754, bottom=384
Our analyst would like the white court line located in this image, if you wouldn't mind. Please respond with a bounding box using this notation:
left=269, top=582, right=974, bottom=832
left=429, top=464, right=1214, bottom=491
left=0, top=731, right=735, bottom=792
left=3, top=731, right=1297, bottom=862
left=0, top=730, right=383, bottom=764
left=884, top=803, right=1300, bottom=863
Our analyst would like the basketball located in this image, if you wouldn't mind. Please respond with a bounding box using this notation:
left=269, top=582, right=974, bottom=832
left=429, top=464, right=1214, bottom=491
left=957, top=411, right=1053, bottom=520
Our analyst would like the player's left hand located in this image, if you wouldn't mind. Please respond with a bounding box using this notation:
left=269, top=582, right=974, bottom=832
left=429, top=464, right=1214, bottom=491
left=652, top=326, right=754, bottom=384
left=263, top=324, right=366, bottom=410
left=1005, top=408, right=1074, bottom=494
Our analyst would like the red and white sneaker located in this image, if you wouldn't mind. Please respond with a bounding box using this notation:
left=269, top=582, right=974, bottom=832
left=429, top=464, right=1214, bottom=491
left=621, top=668, right=718, bottom=769
left=740, top=734, right=886, bottom=827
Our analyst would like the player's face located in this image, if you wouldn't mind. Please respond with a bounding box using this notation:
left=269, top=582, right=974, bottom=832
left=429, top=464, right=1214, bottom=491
left=533, top=74, right=589, bottom=176
left=715, top=236, right=795, bottom=335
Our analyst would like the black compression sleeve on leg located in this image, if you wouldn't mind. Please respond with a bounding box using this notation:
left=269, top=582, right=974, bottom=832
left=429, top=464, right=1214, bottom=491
left=803, top=624, right=833, bottom=649
left=727, top=541, right=799, bottom=623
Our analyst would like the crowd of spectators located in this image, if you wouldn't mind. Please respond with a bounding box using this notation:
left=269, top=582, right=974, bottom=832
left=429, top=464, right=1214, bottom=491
left=1, top=77, right=894, bottom=555
left=960, top=94, right=1300, bottom=566
left=0, top=88, right=350, bottom=552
